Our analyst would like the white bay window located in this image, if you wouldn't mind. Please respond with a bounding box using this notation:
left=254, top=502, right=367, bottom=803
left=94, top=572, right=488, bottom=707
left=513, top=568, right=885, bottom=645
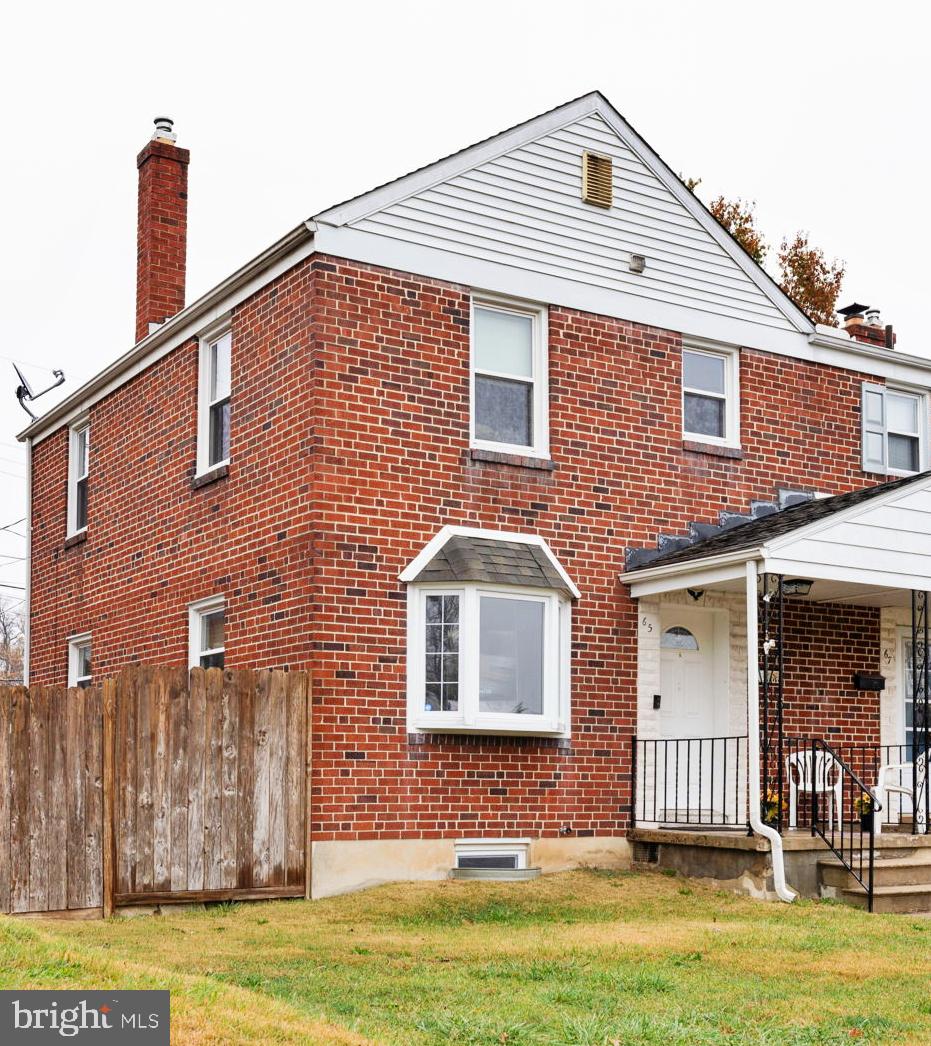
left=410, top=584, right=569, bottom=733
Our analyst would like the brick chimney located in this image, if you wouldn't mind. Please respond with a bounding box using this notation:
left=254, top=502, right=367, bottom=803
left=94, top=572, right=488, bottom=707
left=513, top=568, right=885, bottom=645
left=837, top=302, right=896, bottom=349
left=135, top=117, right=189, bottom=343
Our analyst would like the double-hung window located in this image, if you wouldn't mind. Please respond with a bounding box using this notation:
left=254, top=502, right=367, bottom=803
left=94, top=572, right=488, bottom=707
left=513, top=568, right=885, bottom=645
left=197, top=328, right=231, bottom=474
left=862, top=383, right=928, bottom=476
left=409, top=583, right=570, bottom=734
left=67, top=421, right=89, bottom=536
left=67, top=634, right=92, bottom=689
left=682, top=345, right=739, bottom=447
left=470, top=298, right=548, bottom=457
left=189, top=596, right=225, bottom=669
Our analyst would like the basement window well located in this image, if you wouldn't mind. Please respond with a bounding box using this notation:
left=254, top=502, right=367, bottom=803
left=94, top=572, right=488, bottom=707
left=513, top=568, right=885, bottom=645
left=450, top=840, right=539, bottom=880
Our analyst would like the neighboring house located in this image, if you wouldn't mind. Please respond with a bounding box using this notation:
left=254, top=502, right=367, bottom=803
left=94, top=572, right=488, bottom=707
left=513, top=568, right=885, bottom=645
left=20, top=93, right=931, bottom=905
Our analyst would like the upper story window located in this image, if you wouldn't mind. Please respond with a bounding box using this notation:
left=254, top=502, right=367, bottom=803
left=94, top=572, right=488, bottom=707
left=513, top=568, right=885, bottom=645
left=67, top=421, right=89, bottom=536
left=67, top=633, right=92, bottom=689
left=682, top=345, right=740, bottom=448
left=189, top=596, right=226, bottom=669
left=197, top=328, right=231, bottom=475
left=470, top=298, right=549, bottom=458
left=862, top=383, right=928, bottom=476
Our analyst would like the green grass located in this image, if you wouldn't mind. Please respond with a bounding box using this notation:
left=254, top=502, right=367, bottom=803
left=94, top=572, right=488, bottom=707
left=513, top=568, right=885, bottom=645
left=2, top=870, right=931, bottom=1044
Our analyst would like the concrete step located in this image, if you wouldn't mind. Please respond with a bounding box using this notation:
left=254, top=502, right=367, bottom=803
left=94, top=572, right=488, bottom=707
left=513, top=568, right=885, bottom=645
left=820, top=852, right=931, bottom=890
left=838, top=883, right=931, bottom=914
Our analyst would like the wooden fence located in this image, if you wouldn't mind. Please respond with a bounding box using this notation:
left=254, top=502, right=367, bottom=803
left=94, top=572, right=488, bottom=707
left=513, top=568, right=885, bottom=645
left=0, top=666, right=310, bottom=918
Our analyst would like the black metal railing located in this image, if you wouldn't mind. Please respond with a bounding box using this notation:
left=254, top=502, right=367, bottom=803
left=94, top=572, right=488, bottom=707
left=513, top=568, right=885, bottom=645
left=809, top=738, right=882, bottom=912
left=631, top=736, right=749, bottom=829
left=784, top=738, right=924, bottom=832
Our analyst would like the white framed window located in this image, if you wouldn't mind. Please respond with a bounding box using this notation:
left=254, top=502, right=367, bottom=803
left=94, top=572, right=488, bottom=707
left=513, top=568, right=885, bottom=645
left=67, top=421, right=89, bottom=536
left=407, top=582, right=570, bottom=735
left=67, top=633, right=92, bottom=689
left=454, top=840, right=530, bottom=870
left=470, top=296, right=549, bottom=458
left=197, top=326, right=231, bottom=475
left=682, top=344, right=740, bottom=447
left=862, top=383, right=928, bottom=476
left=188, top=596, right=225, bottom=669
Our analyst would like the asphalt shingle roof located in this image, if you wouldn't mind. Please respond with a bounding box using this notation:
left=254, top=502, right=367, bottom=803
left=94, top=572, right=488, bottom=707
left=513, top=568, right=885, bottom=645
left=632, top=470, right=931, bottom=571
left=412, top=535, right=575, bottom=597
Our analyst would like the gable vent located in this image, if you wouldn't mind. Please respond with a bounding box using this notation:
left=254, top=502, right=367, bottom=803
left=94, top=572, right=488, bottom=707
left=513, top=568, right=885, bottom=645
left=582, top=151, right=613, bottom=208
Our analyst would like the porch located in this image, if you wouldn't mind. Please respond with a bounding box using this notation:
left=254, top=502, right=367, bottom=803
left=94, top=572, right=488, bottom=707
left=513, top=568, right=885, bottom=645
left=622, top=472, right=931, bottom=912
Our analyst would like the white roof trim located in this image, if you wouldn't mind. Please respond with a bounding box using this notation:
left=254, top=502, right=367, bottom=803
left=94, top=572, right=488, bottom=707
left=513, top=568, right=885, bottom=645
left=399, top=524, right=581, bottom=600
left=314, top=90, right=813, bottom=336
left=19, top=224, right=314, bottom=445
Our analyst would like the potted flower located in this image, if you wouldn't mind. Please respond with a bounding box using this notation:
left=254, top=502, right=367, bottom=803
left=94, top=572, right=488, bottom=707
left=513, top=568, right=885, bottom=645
left=762, top=789, right=786, bottom=828
left=855, top=794, right=875, bottom=832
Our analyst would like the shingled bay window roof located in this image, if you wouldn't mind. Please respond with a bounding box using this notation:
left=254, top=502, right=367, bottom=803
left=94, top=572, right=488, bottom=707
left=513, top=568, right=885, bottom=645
left=400, top=527, right=579, bottom=599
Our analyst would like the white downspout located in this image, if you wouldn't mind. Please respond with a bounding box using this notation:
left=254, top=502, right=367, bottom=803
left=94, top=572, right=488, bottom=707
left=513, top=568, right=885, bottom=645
left=746, top=559, right=796, bottom=902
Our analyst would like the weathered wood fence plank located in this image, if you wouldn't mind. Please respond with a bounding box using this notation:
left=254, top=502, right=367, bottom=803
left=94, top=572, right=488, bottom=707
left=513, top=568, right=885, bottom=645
left=0, top=666, right=309, bottom=916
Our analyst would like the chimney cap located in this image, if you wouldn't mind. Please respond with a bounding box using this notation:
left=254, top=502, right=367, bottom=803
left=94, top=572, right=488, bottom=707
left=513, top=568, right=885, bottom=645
left=152, top=116, right=176, bottom=143
left=837, top=302, right=869, bottom=318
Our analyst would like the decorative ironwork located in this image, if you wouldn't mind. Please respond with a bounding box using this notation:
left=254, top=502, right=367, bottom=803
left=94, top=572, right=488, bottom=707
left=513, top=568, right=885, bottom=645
left=759, top=573, right=785, bottom=831
left=631, top=735, right=749, bottom=828
left=912, top=591, right=930, bottom=833
left=810, top=737, right=881, bottom=912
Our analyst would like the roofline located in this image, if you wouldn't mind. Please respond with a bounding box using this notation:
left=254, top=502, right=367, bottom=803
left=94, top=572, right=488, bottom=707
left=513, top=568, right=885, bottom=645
left=620, top=472, right=931, bottom=588
left=314, top=89, right=815, bottom=337
left=18, top=223, right=315, bottom=444
left=399, top=524, right=582, bottom=600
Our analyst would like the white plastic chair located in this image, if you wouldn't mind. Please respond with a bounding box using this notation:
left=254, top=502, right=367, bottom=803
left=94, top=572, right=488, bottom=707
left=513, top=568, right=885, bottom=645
left=874, top=751, right=926, bottom=836
left=786, top=749, right=842, bottom=829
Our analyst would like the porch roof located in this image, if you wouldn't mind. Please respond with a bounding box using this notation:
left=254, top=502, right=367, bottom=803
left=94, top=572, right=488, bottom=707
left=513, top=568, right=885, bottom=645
left=622, top=471, right=931, bottom=603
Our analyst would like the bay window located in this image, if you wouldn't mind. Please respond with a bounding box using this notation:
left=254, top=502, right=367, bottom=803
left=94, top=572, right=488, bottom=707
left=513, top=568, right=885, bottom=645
left=409, top=583, right=570, bottom=734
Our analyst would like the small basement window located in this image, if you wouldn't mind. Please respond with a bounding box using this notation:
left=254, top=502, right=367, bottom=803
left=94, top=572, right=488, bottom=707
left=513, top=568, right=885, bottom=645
left=454, top=841, right=529, bottom=870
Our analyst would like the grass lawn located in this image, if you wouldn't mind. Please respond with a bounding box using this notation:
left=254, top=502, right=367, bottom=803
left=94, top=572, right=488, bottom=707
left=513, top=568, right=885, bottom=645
left=2, top=869, right=931, bottom=1045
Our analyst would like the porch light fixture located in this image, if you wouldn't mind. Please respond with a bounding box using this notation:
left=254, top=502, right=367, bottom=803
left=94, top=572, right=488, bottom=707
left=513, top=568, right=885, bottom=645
left=783, top=578, right=814, bottom=597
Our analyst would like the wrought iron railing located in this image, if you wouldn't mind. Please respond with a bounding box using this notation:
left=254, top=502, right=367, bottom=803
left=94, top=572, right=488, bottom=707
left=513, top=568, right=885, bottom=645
left=631, top=735, right=749, bottom=829
left=783, top=738, right=925, bottom=832
left=809, top=738, right=881, bottom=912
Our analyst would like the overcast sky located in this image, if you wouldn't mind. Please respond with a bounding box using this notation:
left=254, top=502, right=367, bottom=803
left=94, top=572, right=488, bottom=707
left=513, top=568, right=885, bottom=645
left=0, top=0, right=928, bottom=603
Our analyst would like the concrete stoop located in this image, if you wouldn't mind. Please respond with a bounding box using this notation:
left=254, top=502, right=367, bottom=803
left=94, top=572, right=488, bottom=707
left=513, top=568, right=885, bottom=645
left=819, top=850, right=931, bottom=913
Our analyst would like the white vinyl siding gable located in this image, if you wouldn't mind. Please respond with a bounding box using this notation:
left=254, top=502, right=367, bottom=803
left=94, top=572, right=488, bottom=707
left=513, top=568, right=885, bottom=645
left=350, top=112, right=795, bottom=334
left=862, top=383, right=928, bottom=477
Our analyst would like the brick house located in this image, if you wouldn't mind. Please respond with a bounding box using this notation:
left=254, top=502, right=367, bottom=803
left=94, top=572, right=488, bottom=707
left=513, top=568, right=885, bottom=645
left=20, top=93, right=931, bottom=905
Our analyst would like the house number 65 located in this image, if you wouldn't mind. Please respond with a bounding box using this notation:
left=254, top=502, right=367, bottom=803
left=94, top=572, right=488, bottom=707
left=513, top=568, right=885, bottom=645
left=641, top=617, right=653, bottom=632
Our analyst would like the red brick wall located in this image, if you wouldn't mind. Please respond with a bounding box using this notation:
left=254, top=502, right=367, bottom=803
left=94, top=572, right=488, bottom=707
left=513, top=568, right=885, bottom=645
left=304, top=257, right=887, bottom=842
left=781, top=601, right=881, bottom=745
left=30, top=257, right=317, bottom=681
left=30, top=253, right=897, bottom=841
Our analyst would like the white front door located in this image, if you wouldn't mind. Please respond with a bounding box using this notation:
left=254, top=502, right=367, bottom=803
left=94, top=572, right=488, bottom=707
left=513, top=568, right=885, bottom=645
left=659, top=609, right=716, bottom=739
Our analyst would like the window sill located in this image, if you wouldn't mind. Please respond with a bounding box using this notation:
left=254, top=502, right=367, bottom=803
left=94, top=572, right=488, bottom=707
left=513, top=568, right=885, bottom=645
left=64, top=530, right=87, bottom=550
left=468, top=448, right=556, bottom=471
left=682, top=440, right=744, bottom=460
left=410, top=720, right=567, bottom=738
left=191, top=463, right=229, bottom=490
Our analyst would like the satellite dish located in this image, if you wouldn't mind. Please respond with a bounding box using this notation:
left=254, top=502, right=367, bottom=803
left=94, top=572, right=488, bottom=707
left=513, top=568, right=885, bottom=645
left=13, top=363, right=65, bottom=421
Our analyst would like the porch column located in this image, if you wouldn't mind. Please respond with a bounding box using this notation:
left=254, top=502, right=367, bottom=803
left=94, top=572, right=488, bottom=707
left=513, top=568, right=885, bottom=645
left=912, top=590, right=930, bottom=834
left=746, top=560, right=795, bottom=901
